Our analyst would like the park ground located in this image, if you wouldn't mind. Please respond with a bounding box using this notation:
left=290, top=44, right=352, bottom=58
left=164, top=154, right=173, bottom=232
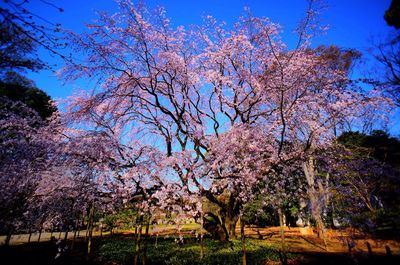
left=1, top=226, right=399, bottom=265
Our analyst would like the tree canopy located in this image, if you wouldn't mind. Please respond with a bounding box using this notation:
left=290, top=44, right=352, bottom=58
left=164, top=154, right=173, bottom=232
left=384, top=0, right=400, bottom=29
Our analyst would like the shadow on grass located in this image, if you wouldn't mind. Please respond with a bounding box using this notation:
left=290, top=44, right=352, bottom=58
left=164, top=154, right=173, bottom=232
left=0, top=234, right=398, bottom=265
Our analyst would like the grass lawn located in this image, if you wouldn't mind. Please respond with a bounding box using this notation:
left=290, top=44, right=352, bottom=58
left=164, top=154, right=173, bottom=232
left=95, top=235, right=287, bottom=265
left=1, top=228, right=399, bottom=265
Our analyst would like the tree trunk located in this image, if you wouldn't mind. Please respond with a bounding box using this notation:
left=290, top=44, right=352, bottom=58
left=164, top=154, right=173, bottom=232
left=240, top=217, right=247, bottom=265
left=303, top=158, right=327, bottom=248
left=85, top=215, right=90, bottom=241
left=142, top=222, right=150, bottom=265
left=87, top=204, right=95, bottom=256
left=72, top=218, right=79, bottom=250
left=5, top=229, right=12, bottom=246
left=224, top=215, right=239, bottom=239
left=64, top=226, right=69, bottom=242
left=278, top=208, right=287, bottom=265
left=38, top=228, right=42, bottom=242
left=200, top=212, right=204, bottom=259
left=134, top=224, right=142, bottom=265
left=28, top=230, right=32, bottom=243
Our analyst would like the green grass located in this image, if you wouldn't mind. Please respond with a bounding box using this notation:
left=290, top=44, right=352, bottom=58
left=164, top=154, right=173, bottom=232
left=94, top=235, right=295, bottom=265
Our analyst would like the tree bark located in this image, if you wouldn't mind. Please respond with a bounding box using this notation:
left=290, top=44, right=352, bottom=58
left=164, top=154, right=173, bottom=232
left=28, top=230, right=32, bottom=243
left=200, top=212, right=204, bottom=259
left=64, top=226, right=69, bottom=243
left=224, top=214, right=239, bottom=239
left=87, top=204, right=95, bottom=256
left=38, top=228, right=42, bottom=242
left=142, top=222, right=150, bottom=265
left=5, top=229, right=12, bottom=246
left=278, top=208, right=287, bottom=265
left=303, top=157, right=327, bottom=248
left=72, top=218, right=79, bottom=250
left=240, top=217, right=247, bottom=265
left=134, top=224, right=142, bottom=265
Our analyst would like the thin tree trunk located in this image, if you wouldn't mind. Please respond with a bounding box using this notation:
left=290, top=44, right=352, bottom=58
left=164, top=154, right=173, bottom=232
left=87, top=204, right=95, bottom=256
left=38, top=228, right=42, bottom=242
left=72, top=229, right=78, bottom=250
left=278, top=208, right=287, bottom=265
left=28, top=230, right=32, bottom=243
left=64, top=226, right=69, bottom=242
left=5, top=228, right=12, bottom=246
left=200, top=212, right=204, bottom=259
left=85, top=214, right=90, bottom=241
left=240, top=216, right=247, bottom=265
left=142, top=222, right=150, bottom=265
left=76, top=215, right=85, bottom=238
left=134, top=224, right=142, bottom=265
left=71, top=218, right=79, bottom=249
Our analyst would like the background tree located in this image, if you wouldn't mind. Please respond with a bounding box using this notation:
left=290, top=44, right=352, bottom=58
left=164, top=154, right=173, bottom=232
left=372, top=0, right=400, bottom=105
left=325, top=131, right=400, bottom=236
left=384, top=0, right=400, bottom=29
left=0, top=96, right=58, bottom=245
left=0, top=0, right=66, bottom=72
left=0, top=73, right=57, bottom=120
left=0, top=20, right=45, bottom=73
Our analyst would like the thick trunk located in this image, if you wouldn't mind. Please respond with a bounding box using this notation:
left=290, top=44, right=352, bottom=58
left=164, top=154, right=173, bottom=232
left=224, top=215, right=239, bottom=239
left=303, top=158, right=327, bottom=247
left=203, top=211, right=239, bottom=241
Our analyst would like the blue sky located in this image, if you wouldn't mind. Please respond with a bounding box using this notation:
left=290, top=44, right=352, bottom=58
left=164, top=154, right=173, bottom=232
left=3, top=0, right=397, bottom=132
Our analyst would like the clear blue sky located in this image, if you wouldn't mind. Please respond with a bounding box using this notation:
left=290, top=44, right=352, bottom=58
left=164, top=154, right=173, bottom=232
left=4, top=0, right=397, bottom=132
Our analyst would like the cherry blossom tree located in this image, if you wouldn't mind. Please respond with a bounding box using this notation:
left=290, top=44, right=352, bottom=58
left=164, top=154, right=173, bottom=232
left=0, top=96, right=59, bottom=245
left=60, top=0, right=392, bottom=245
